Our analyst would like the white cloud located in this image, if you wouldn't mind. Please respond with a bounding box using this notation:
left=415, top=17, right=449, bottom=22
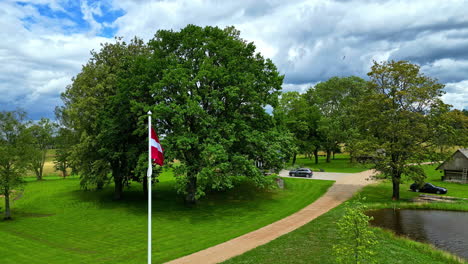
left=0, top=1, right=111, bottom=118
left=1, top=0, right=468, bottom=120
left=442, top=81, right=468, bottom=110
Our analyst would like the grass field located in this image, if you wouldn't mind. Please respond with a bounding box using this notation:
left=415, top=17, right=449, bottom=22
left=224, top=164, right=468, bottom=264
left=289, top=154, right=371, bottom=173
left=0, top=170, right=333, bottom=264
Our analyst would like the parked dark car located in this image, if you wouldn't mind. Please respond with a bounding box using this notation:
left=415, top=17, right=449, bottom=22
left=289, top=168, right=313, bottom=178
left=410, top=182, right=447, bottom=194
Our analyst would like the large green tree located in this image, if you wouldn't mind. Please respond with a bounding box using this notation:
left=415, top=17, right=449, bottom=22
left=58, top=37, right=150, bottom=199
left=356, top=60, right=449, bottom=200
left=27, top=118, right=56, bottom=180
left=144, top=25, right=286, bottom=204
left=0, top=110, right=29, bottom=219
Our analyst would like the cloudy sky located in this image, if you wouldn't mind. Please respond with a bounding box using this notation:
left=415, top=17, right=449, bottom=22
left=1, top=0, right=467, bottom=120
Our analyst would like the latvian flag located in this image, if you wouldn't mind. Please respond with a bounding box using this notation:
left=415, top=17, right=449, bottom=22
left=150, top=128, right=164, bottom=166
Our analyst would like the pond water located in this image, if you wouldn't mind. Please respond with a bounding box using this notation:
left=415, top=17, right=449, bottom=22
left=366, top=209, right=468, bottom=260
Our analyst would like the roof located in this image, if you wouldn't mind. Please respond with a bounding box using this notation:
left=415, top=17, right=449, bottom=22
left=436, top=148, right=468, bottom=170
left=461, top=149, right=468, bottom=158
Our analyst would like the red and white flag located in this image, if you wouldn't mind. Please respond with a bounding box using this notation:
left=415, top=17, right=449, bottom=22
left=150, top=128, right=164, bottom=166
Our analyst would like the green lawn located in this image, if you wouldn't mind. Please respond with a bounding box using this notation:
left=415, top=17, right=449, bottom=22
left=289, top=154, right=371, bottom=173
left=359, top=164, right=468, bottom=211
left=0, top=170, right=333, bottom=264
left=224, top=164, right=468, bottom=264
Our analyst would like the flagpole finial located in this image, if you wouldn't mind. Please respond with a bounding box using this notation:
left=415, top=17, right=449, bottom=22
left=147, top=110, right=152, bottom=115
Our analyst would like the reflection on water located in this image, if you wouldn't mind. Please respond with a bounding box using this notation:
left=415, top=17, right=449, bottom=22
left=366, top=209, right=468, bottom=260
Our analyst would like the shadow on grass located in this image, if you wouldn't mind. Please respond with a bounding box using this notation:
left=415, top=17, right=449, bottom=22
left=65, top=177, right=282, bottom=220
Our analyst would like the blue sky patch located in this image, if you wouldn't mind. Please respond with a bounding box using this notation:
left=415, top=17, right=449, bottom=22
left=17, top=0, right=124, bottom=37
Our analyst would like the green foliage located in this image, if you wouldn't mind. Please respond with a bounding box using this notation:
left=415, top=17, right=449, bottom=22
left=333, top=198, right=378, bottom=264
left=274, top=91, right=321, bottom=164
left=58, top=37, right=150, bottom=198
left=305, top=76, right=368, bottom=162
left=355, top=60, right=450, bottom=200
left=144, top=25, right=287, bottom=203
left=0, top=110, right=29, bottom=219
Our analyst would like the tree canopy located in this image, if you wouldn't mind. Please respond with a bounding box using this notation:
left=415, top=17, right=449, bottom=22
left=58, top=26, right=288, bottom=203
left=58, top=37, right=149, bottom=199
left=306, top=76, right=367, bottom=162
left=142, top=25, right=287, bottom=204
left=355, top=60, right=449, bottom=200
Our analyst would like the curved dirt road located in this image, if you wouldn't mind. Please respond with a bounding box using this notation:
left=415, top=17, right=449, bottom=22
left=166, top=170, right=376, bottom=264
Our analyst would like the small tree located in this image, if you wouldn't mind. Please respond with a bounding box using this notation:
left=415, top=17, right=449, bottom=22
left=53, top=127, right=77, bottom=178
left=0, top=110, right=29, bottom=220
left=307, top=76, right=368, bottom=163
left=333, top=198, right=378, bottom=264
left=27, top=118, right=56, bottom=180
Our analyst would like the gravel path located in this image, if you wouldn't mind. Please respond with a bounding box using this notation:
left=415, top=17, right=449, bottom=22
left=166, top=169, right=376, bottom=264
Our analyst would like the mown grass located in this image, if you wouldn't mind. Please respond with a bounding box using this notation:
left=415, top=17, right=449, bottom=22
left=224, top=164, right=468, bottom=264
left=0, top=170, right=333, bottom=264
left=289, top=154, right=371, bottom=173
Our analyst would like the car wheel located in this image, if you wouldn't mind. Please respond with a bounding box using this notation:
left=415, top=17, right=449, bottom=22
left=436, top=190, right=441, bottom=194
left=415, top=189, right=420, bottom=192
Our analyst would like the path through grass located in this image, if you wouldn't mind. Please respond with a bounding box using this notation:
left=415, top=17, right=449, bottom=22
left=224, top=164, right=468, bottom=264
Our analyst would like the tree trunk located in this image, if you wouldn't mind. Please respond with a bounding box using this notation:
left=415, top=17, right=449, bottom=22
left=314, top=148, right=319, bottom=164
left=35, top=167, right=42, bottom=181
left=39, top=165, right=43, bottom=180
left=143, top=175, right=148, bottom=197
left=97, top=181, right=104, bottom=190
left=292, top=153, right=297, bottom=166
left=332, top=151, right=335, bottom=160
left=185, top=173, right=197, bottom=205
left=113, top=166, right=123, bottom=200
left=350, top=151, right=355, bottom=163
left=392, top=176, right=400, bottom=200
left=326, top=149, right=331, bottom=163
left=62, top=167, right=67, bottom=178
left=4, top=190, right=11, bottom=220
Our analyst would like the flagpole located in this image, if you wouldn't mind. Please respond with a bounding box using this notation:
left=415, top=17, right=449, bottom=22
left=147, top=110, right=152, bottom=264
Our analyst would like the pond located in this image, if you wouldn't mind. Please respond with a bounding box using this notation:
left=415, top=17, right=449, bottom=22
left=366, top=209, right=468, bottom=260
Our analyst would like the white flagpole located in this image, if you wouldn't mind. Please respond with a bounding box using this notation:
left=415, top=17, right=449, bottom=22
left=147, top=110, right=152, bottom=264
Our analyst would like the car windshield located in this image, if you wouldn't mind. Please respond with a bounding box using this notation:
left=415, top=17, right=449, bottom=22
left=298, top=169, right=308, bottom=171
left=426, top=183, right=435, bottom=187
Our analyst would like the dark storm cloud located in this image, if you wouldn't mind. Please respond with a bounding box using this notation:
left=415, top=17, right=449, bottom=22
left=390, top=40, right=468, bottom=66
